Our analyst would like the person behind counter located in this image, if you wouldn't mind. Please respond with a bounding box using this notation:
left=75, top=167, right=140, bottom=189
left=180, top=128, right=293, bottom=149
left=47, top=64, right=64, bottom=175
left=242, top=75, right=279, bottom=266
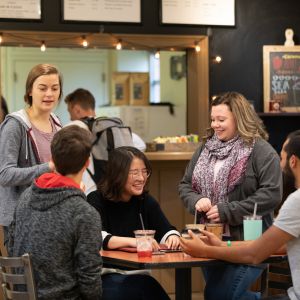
left=8, top=125, right=103, bottom=299
left=178, top=91, right=282, bottom=300
left=64, top=88, right=146, bottom=152
left=0, top=63, right=62, bottom=235
left=180, top=130, right=300, bottom=300
left=64, top=88, right=146, bottom=194
left=87, top=146, right=180, bottom=300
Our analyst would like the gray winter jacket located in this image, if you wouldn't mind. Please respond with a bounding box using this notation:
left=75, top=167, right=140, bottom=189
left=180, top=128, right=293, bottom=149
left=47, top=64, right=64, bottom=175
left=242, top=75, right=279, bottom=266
left=9, top=181, right=103, bottom=300
left=178, top=138, right=282, bottom=240
left=0, top=109, right=61, bottom=226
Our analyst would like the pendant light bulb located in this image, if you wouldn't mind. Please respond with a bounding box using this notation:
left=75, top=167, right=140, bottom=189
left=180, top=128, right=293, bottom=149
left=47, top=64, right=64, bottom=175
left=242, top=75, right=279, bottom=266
left=215, top=55, right=222, bottom=63
left=116, top=39, right=122, bottom=50
left=40, top=41, right=46, bottom=52
left=82, top=36, right=88, bottom=48
left=194, top=41, right=201, bottom=53
left=154, top=50, right=160, bottom=59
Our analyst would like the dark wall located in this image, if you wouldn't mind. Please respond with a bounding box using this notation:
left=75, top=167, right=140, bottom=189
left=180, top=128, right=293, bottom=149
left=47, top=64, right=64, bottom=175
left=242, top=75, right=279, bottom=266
left=1, top=0, right=300, bottom=111
left=209, top=0, right=300, bottom=112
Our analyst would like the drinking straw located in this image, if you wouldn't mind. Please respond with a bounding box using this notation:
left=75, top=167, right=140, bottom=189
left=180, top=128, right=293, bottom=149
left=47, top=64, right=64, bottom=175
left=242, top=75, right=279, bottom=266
left=194, top=210, right=197, bottom=224
left=253, top=202, right=258, bottom=219
left=139, top=213, right=145, bottom=231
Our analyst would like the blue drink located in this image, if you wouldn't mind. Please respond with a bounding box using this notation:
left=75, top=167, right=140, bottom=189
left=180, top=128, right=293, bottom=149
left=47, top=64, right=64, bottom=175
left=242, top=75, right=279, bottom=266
left=243, top=216, right=262, bottom=241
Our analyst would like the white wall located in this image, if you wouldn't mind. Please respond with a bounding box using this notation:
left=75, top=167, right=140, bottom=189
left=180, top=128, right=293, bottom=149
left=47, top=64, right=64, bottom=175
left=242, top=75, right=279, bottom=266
left=1, top=47, right=109, bottom=125
left=160, top=51, right=187, bottom=107
left=0, top=47, right=187, bottom=133
left=113, top=50, right=150, bottom=72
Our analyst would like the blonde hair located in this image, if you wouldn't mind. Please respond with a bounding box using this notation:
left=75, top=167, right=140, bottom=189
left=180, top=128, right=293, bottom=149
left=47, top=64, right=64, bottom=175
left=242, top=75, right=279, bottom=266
left=205, top=92, right=268, bottom=144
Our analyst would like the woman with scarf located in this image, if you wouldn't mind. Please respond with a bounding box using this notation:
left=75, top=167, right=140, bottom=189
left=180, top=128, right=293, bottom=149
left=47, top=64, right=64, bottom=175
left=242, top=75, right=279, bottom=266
left=178, top=92, right=282, bottom=300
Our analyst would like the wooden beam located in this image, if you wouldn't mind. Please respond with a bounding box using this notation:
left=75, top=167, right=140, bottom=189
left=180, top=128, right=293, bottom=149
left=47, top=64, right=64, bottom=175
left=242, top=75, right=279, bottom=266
left=187, top=37, right=210, bottom=137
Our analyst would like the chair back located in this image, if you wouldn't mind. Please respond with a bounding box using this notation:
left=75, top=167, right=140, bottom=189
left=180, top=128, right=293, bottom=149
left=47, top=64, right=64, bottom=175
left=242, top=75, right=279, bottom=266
left=0, top=253, right=37, bottom=300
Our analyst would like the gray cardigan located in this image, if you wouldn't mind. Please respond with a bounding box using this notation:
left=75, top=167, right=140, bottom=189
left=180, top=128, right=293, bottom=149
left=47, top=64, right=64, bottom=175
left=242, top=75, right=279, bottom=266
left=0, top=109, right=61, bottom=226
left=178, top=138, right=282, bottom=240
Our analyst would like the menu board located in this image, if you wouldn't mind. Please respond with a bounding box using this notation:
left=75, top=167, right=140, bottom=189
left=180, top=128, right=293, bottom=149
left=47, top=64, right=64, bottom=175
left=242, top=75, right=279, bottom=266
left=263, top=46, right=300, bottom=112
left=161, top=0, right=235, bottom=26
left=63, top=0, right=141, bottom=23
left=0, top=0, right=41, bottom=20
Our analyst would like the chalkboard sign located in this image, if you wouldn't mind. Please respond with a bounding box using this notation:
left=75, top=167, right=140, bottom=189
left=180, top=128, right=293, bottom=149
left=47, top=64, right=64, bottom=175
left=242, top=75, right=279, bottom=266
left=263, top=46, right=300, bottom=112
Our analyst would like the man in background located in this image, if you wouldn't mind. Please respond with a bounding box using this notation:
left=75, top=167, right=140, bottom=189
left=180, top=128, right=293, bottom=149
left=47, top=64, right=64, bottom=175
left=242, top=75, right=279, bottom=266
left=64, top=88, right=146, bottom=193
left=65, top=88, right=96, bottom=121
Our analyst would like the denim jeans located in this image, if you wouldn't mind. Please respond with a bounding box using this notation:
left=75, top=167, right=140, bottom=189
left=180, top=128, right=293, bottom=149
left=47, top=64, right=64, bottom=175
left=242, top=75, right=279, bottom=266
left=102, top=273, right=170, bottom=300
left=202, top=264, right=265, bottom=300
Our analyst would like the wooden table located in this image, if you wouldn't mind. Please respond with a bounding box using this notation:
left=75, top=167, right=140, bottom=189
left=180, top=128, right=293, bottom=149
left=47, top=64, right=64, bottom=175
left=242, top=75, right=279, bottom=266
left=101, top=250, right=287, bottom=300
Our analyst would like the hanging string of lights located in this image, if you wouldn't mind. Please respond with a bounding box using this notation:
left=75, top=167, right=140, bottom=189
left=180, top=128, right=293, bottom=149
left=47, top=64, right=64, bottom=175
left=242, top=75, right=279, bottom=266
left=0, top=31, right=222, bottom=62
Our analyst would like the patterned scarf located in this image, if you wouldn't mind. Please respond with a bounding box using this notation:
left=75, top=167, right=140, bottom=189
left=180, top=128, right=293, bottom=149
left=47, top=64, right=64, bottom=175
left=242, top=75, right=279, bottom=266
left=192, top=134, right=253, bottom=221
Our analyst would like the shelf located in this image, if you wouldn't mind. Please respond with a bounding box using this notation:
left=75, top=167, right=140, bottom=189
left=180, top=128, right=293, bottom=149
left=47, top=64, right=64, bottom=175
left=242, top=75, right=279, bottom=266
left=258, top=112, right=300, bottom=117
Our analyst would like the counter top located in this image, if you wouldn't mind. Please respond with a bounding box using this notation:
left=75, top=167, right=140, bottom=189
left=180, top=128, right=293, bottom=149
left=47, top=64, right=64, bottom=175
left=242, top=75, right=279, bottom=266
left=145, top=152, right=194, bottom=161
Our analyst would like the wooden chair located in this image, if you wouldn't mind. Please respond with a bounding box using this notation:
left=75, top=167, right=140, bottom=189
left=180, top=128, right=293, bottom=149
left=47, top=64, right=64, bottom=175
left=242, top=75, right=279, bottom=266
left=252, top=261, right=292, bottom=299
left=0, top=253, right=37, bottom=300
left=267, top=261, right=292, bottom=296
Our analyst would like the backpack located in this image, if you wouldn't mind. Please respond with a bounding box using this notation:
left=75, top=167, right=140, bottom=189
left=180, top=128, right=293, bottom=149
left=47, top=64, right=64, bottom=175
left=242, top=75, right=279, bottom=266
left=81, top=116, right=134, bottom=183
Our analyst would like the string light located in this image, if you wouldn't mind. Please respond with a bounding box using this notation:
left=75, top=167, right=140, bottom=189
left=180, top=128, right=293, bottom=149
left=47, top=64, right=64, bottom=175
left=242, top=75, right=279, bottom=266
left=81, top=36, right=88, bottom=48
left=40, top=40, right=46, bottom=52
left=1, top=32, right=202, bottom=53
left=211, top=55, right=222, bottom=64
left=116, top=39, right=122, bottom=50
left=194, top=41, right=201, bottom=53
left=154, top=49, right=160, bottom=59
left=215, top=55, right=222, bottom=63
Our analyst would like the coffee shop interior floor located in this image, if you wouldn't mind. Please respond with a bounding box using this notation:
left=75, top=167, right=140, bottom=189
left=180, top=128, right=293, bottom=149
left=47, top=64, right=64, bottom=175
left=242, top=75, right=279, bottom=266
left=169, top=292, right=204, bottom=300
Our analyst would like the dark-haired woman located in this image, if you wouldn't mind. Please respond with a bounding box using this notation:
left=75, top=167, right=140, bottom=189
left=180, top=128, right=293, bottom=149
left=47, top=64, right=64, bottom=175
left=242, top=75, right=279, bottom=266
left=87, top=146, right=180, bottom=300
left=0, top=64, right=62, bottom=234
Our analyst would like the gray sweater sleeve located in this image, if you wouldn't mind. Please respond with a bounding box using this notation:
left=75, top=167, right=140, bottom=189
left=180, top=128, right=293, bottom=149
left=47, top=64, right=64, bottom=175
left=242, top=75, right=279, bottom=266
left=178, top=145, right=204, bottom=214
left=74, top=204, right=103, bottom=299
left=0, top=118, right=50, bottom=186
left=217, top=139, right=282, bottom=226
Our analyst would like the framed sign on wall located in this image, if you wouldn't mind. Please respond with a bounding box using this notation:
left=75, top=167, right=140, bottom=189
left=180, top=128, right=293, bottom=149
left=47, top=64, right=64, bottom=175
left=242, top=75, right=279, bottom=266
left=161, top=0, right=235, bottom=26
left=263, top=45, right=300, bottom=112
left=129, top=73, right=149, bottom=106
left=111, top=73, right=130, bottom=106
left=0, top=0, right=41, bottom=20
left=63, top=0, right=141, bottom=23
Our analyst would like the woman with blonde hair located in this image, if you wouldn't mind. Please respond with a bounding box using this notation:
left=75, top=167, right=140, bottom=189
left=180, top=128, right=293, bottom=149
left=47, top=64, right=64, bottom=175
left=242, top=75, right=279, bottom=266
left=0, top=64, right=62, bottom=234
left=179, top=91, right=282, bottom=300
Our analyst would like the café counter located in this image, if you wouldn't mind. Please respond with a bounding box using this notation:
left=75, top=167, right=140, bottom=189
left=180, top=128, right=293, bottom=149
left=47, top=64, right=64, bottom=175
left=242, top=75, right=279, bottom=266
left=145, top=151, right=194, bottom=161
left=144, top=151, right=204, bottom=294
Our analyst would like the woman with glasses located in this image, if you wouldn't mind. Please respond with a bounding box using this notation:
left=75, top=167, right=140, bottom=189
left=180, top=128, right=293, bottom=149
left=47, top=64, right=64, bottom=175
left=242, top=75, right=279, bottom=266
left=87, top=146, right=180, bottom=300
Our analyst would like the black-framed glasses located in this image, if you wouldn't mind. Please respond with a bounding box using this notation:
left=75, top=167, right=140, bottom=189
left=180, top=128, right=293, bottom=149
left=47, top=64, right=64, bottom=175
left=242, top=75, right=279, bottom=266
left=128, top=168, right=150, bottom=179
